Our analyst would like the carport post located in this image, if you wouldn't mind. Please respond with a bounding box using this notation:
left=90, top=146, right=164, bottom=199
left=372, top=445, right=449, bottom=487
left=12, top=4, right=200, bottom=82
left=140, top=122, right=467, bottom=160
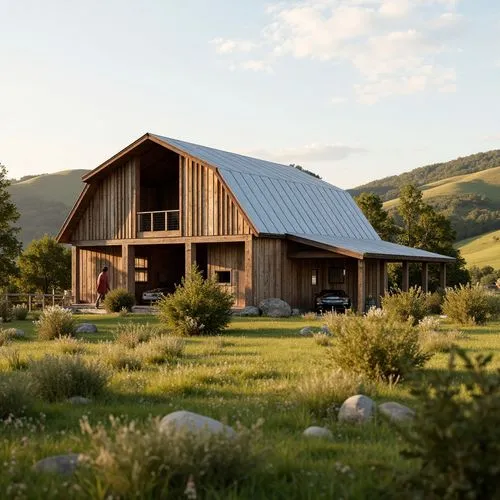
left=185, top=242, right=197, bottom=278
left=402, top=261, right=409, bottom=291
left=440, top=262, right=447, bottom=290
left=122, top=244, right=135, bottom=295
left=357, top=260, right=366, bottom=314
left=422, top=262, right=429, bottom=293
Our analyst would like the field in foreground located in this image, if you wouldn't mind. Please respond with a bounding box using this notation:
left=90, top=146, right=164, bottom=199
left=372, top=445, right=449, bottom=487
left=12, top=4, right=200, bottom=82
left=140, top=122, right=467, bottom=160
left=1, top=314, right=499, bottom=499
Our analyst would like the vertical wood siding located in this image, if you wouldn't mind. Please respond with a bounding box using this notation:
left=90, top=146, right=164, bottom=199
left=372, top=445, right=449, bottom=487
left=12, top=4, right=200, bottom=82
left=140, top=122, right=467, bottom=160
left=207, top=243, right=245, bottom=307
left=72, top=159, right=137, bottom=241
left=78, top=247, right=123, bottom=303
left=181, top=157, right=252, bottom=237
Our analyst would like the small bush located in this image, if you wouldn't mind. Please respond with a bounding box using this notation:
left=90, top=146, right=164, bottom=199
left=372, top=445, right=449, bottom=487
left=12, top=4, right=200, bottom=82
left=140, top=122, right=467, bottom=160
left=114, top=322, right=161, bottom=348
left=323, top=310, right=352, bottom=335
left=313, top=333, right=331, bottom=346
left=442, top=284, right=499, bottom=325
left=157, top=266, right=234, bottom=336
left=29, top=355, right=109, bottom=401
left=1, top=348, right=28, bottom=371
left=0, top=300, right=12, bottom=323
left=12, top=304, right=29, bottom=320
left=54, top=335, right=86, bottom=355
left=417, top=316, right=441, bottom=334
left=302, top=312, right=317, bottom=320
left=0, top=328, right=17, bottom=346
left=102, top=344, right=143, bottom=371
left=80, top=415, right=261, bottom=498
left=35, top=305, right=75, bottom=340
left=296, top=369, right=374, bottom=417
left=103, top=289, right=135, bottom=313
left=137, top=336, right=185, bottom=365
left=328, top=314, right=431, bottom=382
left=425, top=291, right=444, bottom=315
left=382, top=287, right=430, bottom=326
left=396, top=349, right=500, bottom=499
left=118, top=307, right=130, bottom=317
left=0, top=375, right=33, bottom=419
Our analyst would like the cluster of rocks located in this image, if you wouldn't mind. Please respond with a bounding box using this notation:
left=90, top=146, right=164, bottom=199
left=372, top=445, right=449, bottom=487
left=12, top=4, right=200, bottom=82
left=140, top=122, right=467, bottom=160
left=299, top=325, right=331, bottom=337
left=75, top=323, right=98, bottom=334
left=234, top=298, right=300, bottom=318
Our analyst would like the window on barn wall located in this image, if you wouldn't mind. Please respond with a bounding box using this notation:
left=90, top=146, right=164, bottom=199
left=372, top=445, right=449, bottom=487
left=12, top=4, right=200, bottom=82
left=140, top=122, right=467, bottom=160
left=311, top=269, right=319, bottom=286
left=135, top=257, right=148, bottom=283
left=328, top=266, right=345, bottom=284
left=215, top=270, right=231, bottom=284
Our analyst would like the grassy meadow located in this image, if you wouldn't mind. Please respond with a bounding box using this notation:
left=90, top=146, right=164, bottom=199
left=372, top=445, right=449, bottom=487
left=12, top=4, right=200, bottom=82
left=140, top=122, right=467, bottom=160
left=457, top=228, right=500, bottom=268
left=1, top=313, right=499, bottom=499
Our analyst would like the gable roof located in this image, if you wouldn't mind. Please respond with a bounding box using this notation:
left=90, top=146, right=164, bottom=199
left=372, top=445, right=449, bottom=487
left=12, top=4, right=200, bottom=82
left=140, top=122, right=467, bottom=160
left=151, top=135, right=379, bottom=240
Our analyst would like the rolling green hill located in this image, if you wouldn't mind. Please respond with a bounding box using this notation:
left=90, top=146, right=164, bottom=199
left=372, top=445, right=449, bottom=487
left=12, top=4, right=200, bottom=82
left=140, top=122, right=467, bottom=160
left=8, top=170, right=88, bottom=247
left=456, top=230, right=500, bottom=268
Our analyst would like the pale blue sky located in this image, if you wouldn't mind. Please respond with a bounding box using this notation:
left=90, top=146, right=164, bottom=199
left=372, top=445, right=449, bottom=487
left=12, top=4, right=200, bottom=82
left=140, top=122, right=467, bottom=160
left=1, top=0, right=499, bottom=189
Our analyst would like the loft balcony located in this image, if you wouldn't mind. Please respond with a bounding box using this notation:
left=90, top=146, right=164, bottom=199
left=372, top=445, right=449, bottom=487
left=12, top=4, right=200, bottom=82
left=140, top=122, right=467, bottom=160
left=137, top=210, right=180, bottom=237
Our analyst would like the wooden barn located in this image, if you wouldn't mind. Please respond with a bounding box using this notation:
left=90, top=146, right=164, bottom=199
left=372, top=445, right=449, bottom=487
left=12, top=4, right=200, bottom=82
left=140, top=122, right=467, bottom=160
left=57, top=133, right=454, bottom=312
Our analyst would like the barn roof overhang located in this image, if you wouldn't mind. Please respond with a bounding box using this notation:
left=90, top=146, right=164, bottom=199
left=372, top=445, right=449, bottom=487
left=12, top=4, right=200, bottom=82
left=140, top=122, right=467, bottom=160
left=286, top=233, right=456, bottom=263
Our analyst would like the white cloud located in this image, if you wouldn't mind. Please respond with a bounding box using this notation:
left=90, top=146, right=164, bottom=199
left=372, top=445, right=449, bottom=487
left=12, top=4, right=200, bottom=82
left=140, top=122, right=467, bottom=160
left=330, top=96, right=347, bottom=104
left=212, top=0, right=463, bottom=102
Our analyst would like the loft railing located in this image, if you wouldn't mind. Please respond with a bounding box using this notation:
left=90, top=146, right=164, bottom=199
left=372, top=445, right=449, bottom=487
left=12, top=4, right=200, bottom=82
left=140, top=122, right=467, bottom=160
left=137, top=210, right=180, bottom=232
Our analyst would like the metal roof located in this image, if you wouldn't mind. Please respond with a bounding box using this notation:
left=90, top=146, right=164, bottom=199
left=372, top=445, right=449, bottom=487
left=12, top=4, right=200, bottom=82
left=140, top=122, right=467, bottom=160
left=153, top=135, right=380, bottom=240
left=289, top=233, right=455, bottom=262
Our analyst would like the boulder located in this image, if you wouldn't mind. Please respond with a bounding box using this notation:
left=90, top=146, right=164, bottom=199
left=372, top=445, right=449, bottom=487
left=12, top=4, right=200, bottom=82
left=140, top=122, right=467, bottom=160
left=291, top=308, right=301, bottom=317
left=159, top=410, right=236, bottom=437
left=33, top=454, right=81, bottom=475
left=299, top=327, right=313, bottom=336
left=338, top=395, right=376, bottom=424
left=14, top=329, right=25, bottom=338
left=379, top=402, right=415, bottom=423
left=303, top=426, right=333, bottom=439
left=76, top=323, right=98, bottom=334
left=258, top=298, right=292, bottom=318
left=67, top=396, right=92, bottom=405
left=238, top=306, right=260, bottom=317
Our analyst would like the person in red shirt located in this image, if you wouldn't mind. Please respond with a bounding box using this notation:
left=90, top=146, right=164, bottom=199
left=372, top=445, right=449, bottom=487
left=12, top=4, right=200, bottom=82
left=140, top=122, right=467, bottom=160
left=95, top=266, right=110, bottom=308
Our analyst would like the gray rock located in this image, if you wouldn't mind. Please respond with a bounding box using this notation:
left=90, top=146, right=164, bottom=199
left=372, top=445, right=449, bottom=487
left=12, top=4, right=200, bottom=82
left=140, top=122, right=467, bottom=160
left=291, top=308, right=301, bottom=316
left=67, top=396, right=91, bottom=405
left=76, top=323, right=98, bottom=334
left=299, top=327, right=313, bottom=336
left=338, top=395, right=376, bottom=424
left=14, top=329, right=25, bottom=338
left=321, top=325, right=331, bottom=335
left=379, top=402, right=415, bottom=423
left=238, top=306, right=261, bottom=317
left=258, top=298, right=292, bottom=318
left=33, top=454, right=81, bottom=475
left=303, top=426, right=333, bottom=439
left=159, top=410, right=236, bottom=437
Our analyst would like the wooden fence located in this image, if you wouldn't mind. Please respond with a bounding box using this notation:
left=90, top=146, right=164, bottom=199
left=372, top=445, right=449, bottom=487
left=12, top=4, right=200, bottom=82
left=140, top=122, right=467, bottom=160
left=2, top=293, right=74, bottom=311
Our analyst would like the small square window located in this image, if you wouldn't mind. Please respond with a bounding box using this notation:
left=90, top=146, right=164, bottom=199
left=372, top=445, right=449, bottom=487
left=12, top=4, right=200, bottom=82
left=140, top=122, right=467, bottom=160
left=311, top=269, right=319, bottom=286
left=215, top=270, right=231, bottom=284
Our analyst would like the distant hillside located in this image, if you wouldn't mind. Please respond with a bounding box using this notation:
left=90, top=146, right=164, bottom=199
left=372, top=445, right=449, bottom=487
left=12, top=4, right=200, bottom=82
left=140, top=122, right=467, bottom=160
left=8, top=170, right=88, bottom=247
left=349, top=149, right=500, bottom=201
left=456, top=229, right=500, bottom=269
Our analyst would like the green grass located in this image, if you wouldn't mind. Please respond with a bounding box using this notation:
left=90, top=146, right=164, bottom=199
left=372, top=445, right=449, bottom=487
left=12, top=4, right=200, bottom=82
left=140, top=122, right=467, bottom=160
left=0, top=313, right=499, bottom=498
left=456, top=229, right=500, bottom=268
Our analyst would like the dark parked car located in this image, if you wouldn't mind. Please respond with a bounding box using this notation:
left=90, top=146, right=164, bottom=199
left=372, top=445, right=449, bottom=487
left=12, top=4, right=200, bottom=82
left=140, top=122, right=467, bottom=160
left=315, top=289, right=351, bottom=313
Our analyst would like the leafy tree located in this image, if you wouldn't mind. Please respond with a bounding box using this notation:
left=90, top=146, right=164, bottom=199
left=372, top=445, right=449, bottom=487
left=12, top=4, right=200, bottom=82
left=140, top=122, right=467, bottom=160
left=0, top=164, right=21, bottom=287
left=354, top=192, right=399, bottom=242
left=289, top=164, right=321, bottom=179
left=17, top=235, right=71, bottom=293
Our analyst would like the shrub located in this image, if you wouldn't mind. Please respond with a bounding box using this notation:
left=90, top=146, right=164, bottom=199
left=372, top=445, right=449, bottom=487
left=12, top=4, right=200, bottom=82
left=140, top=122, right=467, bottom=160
left=396, top=349, right=500, bottom=499
left=157, top=266, right=234, bottom=336
left=0, top=300, right=12, bottom=323
left=103, top=289, right=135, bottom=313
left=382, top=287, right=430, bottom=326
left=417, top=316, right=441, bottom=334
left=54, top=335, right=86, bottom=355
left=11, top=304, right=28, bottom=320
left=0, top=328, right=17, bottom=346
left=296, top=369, right=374, bottom=418
left=80, top=415, right=260, bottom=498
left=118, top=307, right=130, bottom=317
left=313, top=333, right=331, bottom=346
left=114, top=322, right=161, bottom=348
left=302, top=312, right=317, bottom=320
left=1, top=348, right=28, bottom=371
left=101, top=343, right=143, bottom=371
left=328, top=314, right=431, bottom=382
left=323, top=310, right=353, bottom=335
left=425, top=291, right=444, bottom=315
left=35, top=305, right=75, bottom=340
left=137, top=336, right=185, bottom=365
left=29, top=355, right=109, bottom=401
left=0, top=375, right=33, bottom=419
left=442, top=284, right=499, bottom=325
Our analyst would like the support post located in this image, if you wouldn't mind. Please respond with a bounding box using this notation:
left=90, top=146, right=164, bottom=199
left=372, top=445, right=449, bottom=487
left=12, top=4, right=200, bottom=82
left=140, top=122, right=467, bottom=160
left=185, top=242, right=197, bottom=278
left=422, top=262, right=429, bottom=293
left=244, top=237, right=253, bottom=306
left=440, top=262, right=447, bottom=290
left=71, top=246, right=80, bottom=304
left=380, top=261, right=388, bottom=298
left=402, top=261, right=409, bottom=292
left=357, top=260, right=366, bottom=314
left=375, top=260, right=381, bottom=307
left=122, top=244, right=135, bottom=295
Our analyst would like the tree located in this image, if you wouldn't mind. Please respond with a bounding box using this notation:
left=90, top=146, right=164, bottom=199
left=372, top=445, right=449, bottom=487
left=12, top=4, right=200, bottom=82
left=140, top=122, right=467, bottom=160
left=354, top=192, right=399, bottom=242
left=0, top=163, right=21, bottom=287
left=289, top=164, right=321, bottom=179
left=17, top=235, right=71, bottom=293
